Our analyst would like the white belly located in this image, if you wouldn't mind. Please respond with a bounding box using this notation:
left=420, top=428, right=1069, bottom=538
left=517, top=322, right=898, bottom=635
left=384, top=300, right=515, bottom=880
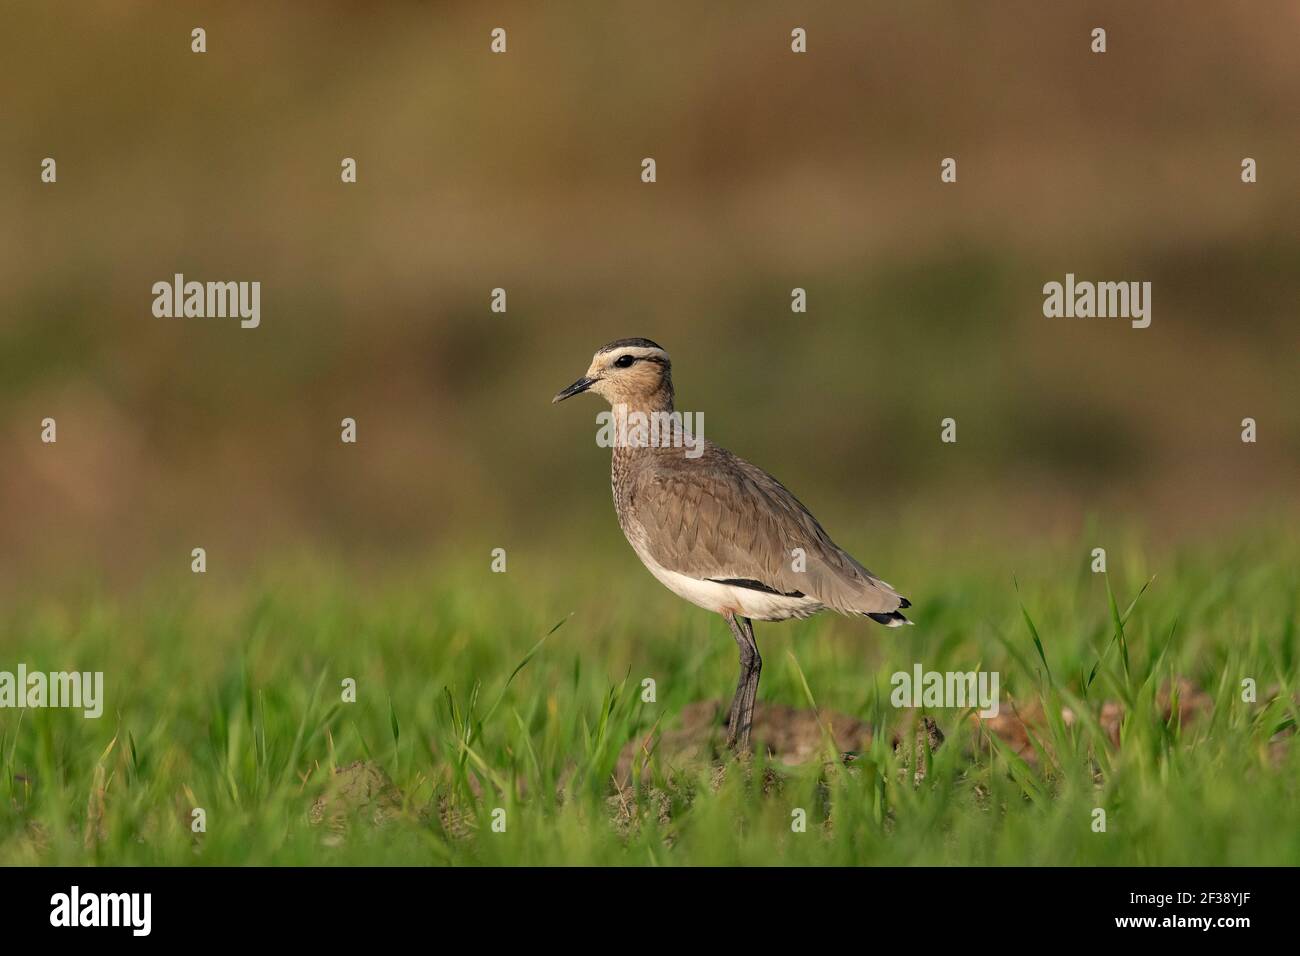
left=630, top=541, right=824, bottom=622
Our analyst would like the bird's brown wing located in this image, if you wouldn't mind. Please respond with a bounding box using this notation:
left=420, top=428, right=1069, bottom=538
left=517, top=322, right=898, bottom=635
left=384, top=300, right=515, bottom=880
left=629, top=443, right=907, bottom=615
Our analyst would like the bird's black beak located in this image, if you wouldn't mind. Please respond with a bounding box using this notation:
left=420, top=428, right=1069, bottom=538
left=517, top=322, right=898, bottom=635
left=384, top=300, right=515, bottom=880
left=552, top=376, right=596, bottom=404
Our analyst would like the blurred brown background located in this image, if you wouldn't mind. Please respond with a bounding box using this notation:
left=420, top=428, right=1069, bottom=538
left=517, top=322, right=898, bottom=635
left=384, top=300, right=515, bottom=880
left=1, top=1, right=1297, bottom=591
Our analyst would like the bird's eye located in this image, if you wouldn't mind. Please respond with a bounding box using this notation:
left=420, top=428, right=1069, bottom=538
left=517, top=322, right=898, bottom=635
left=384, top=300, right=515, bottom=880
left=614, top=354, right=636, bottom=368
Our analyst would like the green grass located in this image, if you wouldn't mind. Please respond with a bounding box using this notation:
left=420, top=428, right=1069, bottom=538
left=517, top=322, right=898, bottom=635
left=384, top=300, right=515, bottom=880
left=1, top=529, right=1297, bottom=866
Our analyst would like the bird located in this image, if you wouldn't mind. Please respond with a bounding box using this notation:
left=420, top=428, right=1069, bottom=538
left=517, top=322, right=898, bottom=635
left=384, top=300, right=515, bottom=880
left=553, top=338, right=912, bottom=753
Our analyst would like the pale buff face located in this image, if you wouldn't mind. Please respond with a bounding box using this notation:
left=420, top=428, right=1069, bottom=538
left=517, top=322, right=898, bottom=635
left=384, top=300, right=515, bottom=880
left=553, top=344, right=672, bottom=407
left=584, top=346, right=671, bottom=405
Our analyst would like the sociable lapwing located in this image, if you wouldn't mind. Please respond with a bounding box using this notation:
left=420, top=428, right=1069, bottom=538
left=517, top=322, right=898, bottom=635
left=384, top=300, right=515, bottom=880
left=553, top=338, right=912, bottom=752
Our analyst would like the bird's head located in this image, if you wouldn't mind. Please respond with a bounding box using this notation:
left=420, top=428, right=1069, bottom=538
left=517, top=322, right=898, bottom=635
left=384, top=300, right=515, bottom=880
left=552, top=338, right=674, bottom=411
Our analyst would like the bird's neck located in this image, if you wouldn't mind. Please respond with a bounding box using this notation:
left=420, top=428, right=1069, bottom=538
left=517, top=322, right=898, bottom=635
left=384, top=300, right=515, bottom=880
left=611, top=387, right=675, bottom=419
left=606, top=389, right=687, bottom=461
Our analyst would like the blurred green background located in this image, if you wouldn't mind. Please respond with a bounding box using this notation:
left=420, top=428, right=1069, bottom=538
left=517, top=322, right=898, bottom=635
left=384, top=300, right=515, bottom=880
left=1, top=0, right=1297, bottom=594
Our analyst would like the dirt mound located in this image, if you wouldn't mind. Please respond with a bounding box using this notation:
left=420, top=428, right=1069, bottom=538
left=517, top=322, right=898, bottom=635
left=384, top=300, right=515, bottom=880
left=308, top=761, right=403, bottom=834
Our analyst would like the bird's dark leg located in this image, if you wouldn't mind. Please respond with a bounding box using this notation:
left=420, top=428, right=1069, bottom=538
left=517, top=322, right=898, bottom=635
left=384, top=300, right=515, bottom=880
left=736, top=616, right=762, bottom=749
left=723, top=612, right=762, bottom=752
